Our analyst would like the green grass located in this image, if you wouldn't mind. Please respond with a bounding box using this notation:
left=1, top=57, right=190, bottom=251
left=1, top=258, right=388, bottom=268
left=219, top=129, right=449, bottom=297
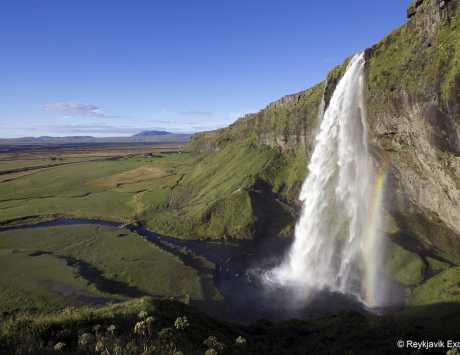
left=260, top=146, right=308, bottom=200
left=0, top=158, right=145, bottom=223
left=0, top=159, right=140, bottom=201
left=0, top=142, right=298, bottom=239
left=426, top=256, right=450, bottom=274
left=143, top=142, right=266, bottom=238
left=384, top=240, right=425, bottom=286
left=0, top=192, right=138, bottom=223
left=367, top=0, right=460, bottom=114
left=143, top=138, right=299, bottom=239
left=436, top=1, right=460, bottom=105
left=0, top=154, right=187, bottom=224
left=0, top=156, right=85, bottom=172
left=189, top=81, right=324, bottom=154
left=0, top=249, right=113, bottom=313
left=0, top=225, right=208, bottom=313
left=409, top=266, right=460, bottom=305
left=3, top=296, right=460, bottom=355
left=0, top=297, right=248, bottom=355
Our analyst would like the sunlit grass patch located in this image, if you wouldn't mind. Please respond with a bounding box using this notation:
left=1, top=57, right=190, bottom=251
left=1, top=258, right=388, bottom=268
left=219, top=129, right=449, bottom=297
left=0, top=225, right=211, bottom=313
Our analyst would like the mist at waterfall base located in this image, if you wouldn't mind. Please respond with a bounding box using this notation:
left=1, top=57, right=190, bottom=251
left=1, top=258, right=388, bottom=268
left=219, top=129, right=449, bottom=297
left=255, top=52, right=395, bottom=314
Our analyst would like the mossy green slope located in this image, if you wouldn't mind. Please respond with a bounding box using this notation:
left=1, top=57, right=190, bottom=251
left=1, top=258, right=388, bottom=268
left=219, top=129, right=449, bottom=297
left=384, top=241, right=425, bottom=286
left=144, top=138, right=297, bottom=239
left=367, top=0, right=460, bottom=113
left=409, top=266, right=460, bottom=305
left=0, top=146, right=298, bottom=240
left=175, top=81, right=328, bottom=239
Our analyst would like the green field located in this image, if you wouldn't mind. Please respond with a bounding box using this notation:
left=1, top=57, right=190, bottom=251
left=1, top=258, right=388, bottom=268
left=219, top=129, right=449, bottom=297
left=0, top=224, right=212, bottom=313
left=0, top=144, right=229, bottom=318
left=0, top=138, right=295, bottom=240
left=0, top=149, right=191, bottom=224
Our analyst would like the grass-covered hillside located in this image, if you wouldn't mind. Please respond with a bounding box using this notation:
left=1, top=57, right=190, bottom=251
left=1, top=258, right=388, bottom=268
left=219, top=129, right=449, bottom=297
left=0, top=142, right=296, bottom=240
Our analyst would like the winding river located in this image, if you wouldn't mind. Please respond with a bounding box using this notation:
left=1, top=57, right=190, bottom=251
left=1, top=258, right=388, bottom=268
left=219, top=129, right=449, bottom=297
left=0, top=218, right=367, bottom=323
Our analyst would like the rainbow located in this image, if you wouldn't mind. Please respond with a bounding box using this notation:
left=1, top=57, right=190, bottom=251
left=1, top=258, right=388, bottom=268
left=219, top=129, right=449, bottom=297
left=363, top=165, right=388, bottom=307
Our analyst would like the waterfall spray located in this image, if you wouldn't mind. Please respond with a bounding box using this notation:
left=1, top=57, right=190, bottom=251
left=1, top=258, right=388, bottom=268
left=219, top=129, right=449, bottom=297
left=264, top=52, right=386, bottom=307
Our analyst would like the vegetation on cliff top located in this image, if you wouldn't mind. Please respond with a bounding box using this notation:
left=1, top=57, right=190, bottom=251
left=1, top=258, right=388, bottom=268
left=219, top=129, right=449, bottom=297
left=367, top=0, right=460, bottom=114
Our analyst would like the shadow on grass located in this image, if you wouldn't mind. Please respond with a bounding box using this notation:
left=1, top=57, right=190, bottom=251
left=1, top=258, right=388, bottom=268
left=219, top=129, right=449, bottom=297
left=28, top=250, right=147, bottom=299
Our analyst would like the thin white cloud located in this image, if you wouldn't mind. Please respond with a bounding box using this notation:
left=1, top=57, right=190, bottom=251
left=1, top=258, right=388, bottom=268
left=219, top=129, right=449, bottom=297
left=180, top=111, right=213, bottom=116
left=0, top=110, right=246, bottom=138
left=44, top=102, right=118, bottom=118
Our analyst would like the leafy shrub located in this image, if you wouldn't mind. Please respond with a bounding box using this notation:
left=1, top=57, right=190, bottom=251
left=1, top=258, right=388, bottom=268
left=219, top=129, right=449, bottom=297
left=203, top=335, right=225, bottom=351
left=235, top=335, right=247, bottom=345
left=138, top=310, right=149, bottom=319
left=134, top=321, right=148, bottom=337
left=53, top=342, right=66, bottom=351
left=95, top=338, right=106, bottom=352
left=78, top=332, right=95, bottom=349
left=107, top=324, right=117, bottom=335
left=174, top=316, right=190, bottom=330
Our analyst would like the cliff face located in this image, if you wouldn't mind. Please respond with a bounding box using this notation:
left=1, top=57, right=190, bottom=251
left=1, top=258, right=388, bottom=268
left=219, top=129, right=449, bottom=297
left=182, top=0, right=460, bottom=302
left=190, top=83, right=323, bottom=154
left=366, top=0, right=460, bottom=265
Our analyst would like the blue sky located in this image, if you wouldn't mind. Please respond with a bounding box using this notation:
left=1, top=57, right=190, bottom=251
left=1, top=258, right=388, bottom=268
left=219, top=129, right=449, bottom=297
left=0, top=1, right=409, bottom=138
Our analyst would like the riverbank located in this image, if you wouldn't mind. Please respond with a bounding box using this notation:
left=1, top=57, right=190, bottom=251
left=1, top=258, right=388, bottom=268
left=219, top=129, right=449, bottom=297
left=0, top=217, right=379, bottom=324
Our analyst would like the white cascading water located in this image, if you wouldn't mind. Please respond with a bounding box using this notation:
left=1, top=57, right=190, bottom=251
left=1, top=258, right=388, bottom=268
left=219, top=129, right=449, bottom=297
left=264, top=52, right=386, bottom=307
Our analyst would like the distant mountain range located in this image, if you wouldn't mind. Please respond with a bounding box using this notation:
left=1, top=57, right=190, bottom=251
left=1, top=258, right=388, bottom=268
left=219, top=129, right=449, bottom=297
left=132, top=130, right=172, bottom=137
left=35, top=136, right=95, bottom=140
left=0, top=131, right=191, bottom=145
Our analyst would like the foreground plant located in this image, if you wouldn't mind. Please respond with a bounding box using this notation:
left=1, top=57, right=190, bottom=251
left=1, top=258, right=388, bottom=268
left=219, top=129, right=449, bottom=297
left=53, top=342, right=66, bottom=351
left=174, top=316, right=190, bottom=330
left=203, top=335, right=225, bottom=353
left=235, top=336, right=247, bottom=346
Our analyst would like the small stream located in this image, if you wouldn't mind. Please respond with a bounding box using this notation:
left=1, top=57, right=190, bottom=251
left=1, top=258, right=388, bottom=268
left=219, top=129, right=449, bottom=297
left=0, top=218, right=368, bottom=323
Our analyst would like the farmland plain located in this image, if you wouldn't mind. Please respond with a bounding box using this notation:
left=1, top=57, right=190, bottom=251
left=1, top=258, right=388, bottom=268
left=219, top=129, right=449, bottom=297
left=0, top=143, right=222, bottom=314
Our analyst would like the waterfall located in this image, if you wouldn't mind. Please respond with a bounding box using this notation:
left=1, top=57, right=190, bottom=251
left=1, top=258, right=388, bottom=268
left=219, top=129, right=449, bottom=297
left=264, top=52, right=386, bottom=307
